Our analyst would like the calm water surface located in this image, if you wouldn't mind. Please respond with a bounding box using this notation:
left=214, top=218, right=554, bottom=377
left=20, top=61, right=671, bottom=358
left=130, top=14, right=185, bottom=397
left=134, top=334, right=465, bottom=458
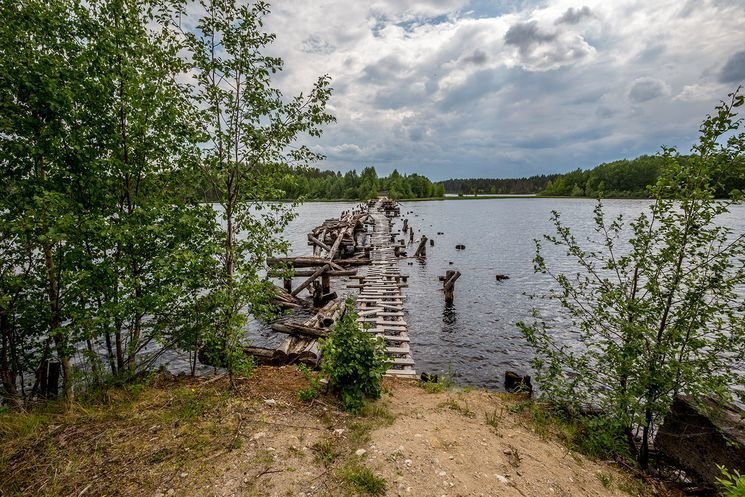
left=262, top=198, right=745, bottom=390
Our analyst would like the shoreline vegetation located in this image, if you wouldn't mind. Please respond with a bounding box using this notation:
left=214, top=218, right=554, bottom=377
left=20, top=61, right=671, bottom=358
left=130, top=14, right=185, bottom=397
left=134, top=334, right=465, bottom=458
left=257, top=152, right=745, bottom=202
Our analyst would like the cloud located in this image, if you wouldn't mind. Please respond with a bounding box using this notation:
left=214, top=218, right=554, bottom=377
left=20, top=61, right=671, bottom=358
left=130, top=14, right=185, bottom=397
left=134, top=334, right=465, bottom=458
left=719, top=50, right=745, bottom=83
left=503, top=20, right=595, bottom=71
left=674, top=83, right=724, bottom=102
left=250, top=0, right=745, bottom=179
left=627, top=77, right=670, bottom=103
left=504, top=20, right=556, bottom=46
left=462, top=48, right=488, bottom=65
left=555, top=6, right=594, bottom=25
left=301, top=35, right=335, bottom=54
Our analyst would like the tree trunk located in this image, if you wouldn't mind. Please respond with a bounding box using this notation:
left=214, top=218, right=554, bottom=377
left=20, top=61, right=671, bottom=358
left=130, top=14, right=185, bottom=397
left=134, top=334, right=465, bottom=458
left=104, top=330, right=116, bottom=375
left=0, top=309, right=21, bottom=407
left=43, top=240, right=73, bottom=404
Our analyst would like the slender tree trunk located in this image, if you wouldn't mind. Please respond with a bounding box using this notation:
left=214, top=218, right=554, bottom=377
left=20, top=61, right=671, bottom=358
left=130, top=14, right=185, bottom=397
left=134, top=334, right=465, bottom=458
left=115, top=324, right=125, bottom=373
left=43, top=240, right=73, bottom=404
left=128, top=312, right=141, bottom=376
left=104, top=330, right=116, bottom=375
left=86, top=338, right=102, bottom=385
left=0, top=309, right=21, bottom=407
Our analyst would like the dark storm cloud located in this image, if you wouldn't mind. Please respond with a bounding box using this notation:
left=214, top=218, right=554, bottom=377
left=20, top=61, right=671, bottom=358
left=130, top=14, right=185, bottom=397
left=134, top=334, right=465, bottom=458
left=628, top=78, right=669, bottom=102
left=373, top=83, right=425, bottom=109
left=634, top=43, right=666, bottom=63
left=504, top=20, right=594, bottom=70
left=719, top=50, right=745, bottom=83
left=436, top=68, right=505, bottom=111
left=513, top=124, right=612, bottom=149
left=555, top=6, right=594, bottom=25
left=360, top=55, right=407, bottom=84
left=462, top=48, right=488, bottom=65
left=504, top=21, right=556, bottom=50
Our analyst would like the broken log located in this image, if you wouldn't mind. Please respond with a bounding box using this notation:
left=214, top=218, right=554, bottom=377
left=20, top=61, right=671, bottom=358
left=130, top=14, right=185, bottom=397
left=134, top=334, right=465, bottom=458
left=307, top=233, right=331, bottom=253
left=271, top=322, right=329, bottom=339
left=291, top=264, right=330, bottom=297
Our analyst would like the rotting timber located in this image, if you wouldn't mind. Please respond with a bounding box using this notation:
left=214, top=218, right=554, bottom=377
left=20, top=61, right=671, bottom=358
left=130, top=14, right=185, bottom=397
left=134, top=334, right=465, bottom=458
left=224, top=198, right=415, bottom=377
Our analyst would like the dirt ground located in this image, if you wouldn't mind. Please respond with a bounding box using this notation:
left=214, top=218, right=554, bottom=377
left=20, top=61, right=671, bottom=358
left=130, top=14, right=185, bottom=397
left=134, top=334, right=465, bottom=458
left=0, top=367, right=664, bottom=497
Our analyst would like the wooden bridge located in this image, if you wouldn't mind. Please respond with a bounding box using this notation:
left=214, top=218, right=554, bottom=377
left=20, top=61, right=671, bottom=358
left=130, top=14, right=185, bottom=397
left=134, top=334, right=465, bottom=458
left=255, top=198, right=415, bottom=377
left=349, top=199, right=415, bottom=377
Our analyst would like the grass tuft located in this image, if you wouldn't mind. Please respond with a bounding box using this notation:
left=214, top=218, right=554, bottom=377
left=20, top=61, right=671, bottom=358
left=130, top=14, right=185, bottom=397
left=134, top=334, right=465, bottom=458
left=339, top=463, right=386, bottom=496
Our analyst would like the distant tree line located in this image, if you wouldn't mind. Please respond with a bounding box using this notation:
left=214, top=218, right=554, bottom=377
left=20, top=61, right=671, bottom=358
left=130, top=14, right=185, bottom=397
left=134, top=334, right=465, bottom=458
left=541, top=154, right=745, bottom=198
left=438, top=175, right=559, bottom=195
left=271, top=166, right=445, bottom=200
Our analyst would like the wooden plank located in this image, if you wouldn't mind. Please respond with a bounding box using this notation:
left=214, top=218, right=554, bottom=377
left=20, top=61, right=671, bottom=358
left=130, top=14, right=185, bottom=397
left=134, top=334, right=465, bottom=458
left=291, top=264, right=329, bottom=297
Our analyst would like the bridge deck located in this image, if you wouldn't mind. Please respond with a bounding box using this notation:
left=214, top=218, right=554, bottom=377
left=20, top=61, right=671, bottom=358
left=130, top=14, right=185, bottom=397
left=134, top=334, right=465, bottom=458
left=350, top=200, right=415, bottom=378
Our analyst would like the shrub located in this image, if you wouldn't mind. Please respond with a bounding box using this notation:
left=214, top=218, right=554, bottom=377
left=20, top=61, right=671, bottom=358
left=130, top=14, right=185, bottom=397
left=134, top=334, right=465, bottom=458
left=519, top=90, right=745, bottom=469
left=320, top=298, right=389, bottom=412
left=717, top=466, right=745, bottom=497
left=297, top=363, right=321, bottom=401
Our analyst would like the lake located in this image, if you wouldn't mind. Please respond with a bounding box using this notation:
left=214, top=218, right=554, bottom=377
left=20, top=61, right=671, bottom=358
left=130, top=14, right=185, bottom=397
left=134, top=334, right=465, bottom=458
left=254, top=198, right=745, bottom=390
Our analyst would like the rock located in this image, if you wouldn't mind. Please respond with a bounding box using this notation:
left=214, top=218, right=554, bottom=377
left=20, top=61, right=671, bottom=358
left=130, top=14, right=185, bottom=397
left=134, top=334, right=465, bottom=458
left=355, top=448, right=367, bottom=457
left=455, top=244, right=466, bottom=250
left=495, top=274, right=510, bottom=281
left=656, top=395, right=745, bottom=487
left=251, top=431, right=266, bottom=441
left=405, top=459, right=413, bottom=467
left=495, top=474, right=509, bottom=483
left=179, top=472, right=188, bottom=478
left=504, top=371, right=533, bottom=395
left=264, top=399, right=276, bottom=405
left=333, top=428, right=345, bottom=436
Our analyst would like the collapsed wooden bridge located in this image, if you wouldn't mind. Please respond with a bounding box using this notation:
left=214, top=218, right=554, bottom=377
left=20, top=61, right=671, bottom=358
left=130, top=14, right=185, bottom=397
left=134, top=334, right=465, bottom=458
left=350, top=200, right=415, bottom=377
left=243, top=198, right=415, bottom=377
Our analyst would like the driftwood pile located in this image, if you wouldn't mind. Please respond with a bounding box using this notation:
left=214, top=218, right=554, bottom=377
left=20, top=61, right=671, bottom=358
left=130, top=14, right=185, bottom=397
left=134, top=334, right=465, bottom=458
left=376, top=198, right=400, bottom=217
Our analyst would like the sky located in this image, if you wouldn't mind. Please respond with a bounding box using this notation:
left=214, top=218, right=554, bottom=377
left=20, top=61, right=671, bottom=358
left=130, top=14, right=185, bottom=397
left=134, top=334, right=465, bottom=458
left=258, top=0, right=745, bottom=180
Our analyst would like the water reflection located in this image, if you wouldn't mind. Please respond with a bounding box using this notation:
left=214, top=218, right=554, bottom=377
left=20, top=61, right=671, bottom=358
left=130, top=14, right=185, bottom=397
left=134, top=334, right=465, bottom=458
left=442, top=303, right=457, bottom=326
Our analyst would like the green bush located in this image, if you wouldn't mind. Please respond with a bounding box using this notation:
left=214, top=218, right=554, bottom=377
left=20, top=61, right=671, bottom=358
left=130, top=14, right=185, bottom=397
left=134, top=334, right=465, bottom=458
left=320, top=299, right=389, bottom=412
left=297, top=363, right=321, bottom=401
left=717, top=466, right=745, bottom=497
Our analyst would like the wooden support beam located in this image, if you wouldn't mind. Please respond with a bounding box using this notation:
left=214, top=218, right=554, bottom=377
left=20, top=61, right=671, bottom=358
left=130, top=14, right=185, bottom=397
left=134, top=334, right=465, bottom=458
left=271, top=322, right=329, bottom=339
left=291, top=264, right=329, bottom=297
left=308, top=233, right=331, bottom=253
left=291, top=269, right=357, bottom=277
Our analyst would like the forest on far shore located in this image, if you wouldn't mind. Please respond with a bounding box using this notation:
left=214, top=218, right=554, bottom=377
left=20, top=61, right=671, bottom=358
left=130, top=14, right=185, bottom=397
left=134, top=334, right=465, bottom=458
left=439, top=154, right=745, bottom=198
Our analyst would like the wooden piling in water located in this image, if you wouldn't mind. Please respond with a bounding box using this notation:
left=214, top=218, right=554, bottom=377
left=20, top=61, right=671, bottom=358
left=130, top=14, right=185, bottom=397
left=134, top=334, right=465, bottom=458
left=414, top=235, right=428, bottom=258
left=443, top=270, right=461, bottom=304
